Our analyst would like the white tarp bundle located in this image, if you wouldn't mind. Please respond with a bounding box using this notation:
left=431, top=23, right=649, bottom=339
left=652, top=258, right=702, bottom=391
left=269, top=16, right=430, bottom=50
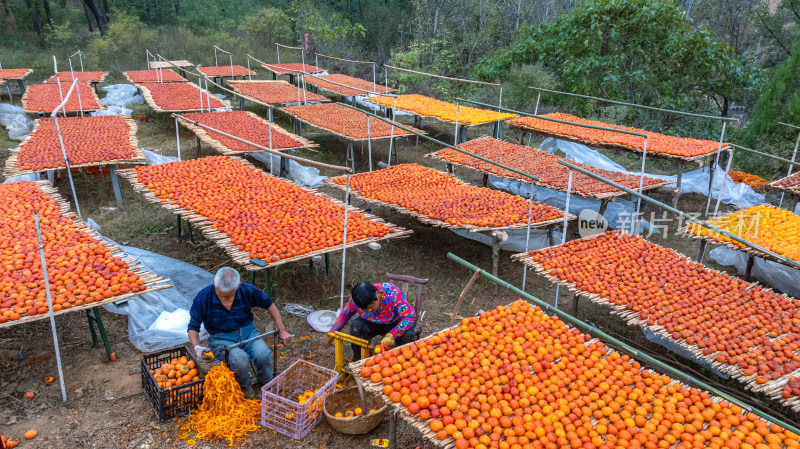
left=0, top=103, right=33, bottom=140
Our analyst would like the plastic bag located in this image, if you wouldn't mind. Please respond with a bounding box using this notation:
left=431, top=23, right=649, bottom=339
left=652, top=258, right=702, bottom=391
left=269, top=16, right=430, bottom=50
left=709, top=246, right=800, bottom=297
left=102, top=243, right=213, bottom=352
left=143, top=149, right=179, bottom=166
left=0, top=103, right=34, bottom=140
left=99, top=84, right=144, bottom=107
left=247, top=152, right=327, bottom=188
left=539, top=138, right=764, bottom=208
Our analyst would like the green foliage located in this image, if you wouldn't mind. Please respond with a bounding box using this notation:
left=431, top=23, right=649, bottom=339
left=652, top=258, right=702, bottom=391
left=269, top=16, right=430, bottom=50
left=739, top=39, right=800, bottom=172
left=474, top=0, right=764, bottom=116
left=390, top=40, right=459, bottom=97
left=86, top=13, right=158, bottom=72
left=241, top=8, right=293, bottom=45
left=503, top=64, right=558, bottom=110
left=45, top=21, right=78, bottom=46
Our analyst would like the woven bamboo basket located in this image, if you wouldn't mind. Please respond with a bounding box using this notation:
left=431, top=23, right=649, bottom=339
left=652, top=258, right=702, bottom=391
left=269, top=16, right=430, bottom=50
left=323, top=387, right=387, bottom=435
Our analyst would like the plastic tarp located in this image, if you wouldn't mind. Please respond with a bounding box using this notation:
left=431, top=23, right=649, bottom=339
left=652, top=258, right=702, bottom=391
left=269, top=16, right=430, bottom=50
left=210, top=93, right=233, bottom=112
left=454, top=228, right=562, bottom=253
left=247, top=152, right=327, bottom=188
left=102, top=243, right=212, bottom=352
left=143, top=149, right=178, bottom=166
left=0, top=103, right=33, bottom=140
left=709, top=246, right=800, bottom=298
left=539, top=138, right=764, bottom=208
left=98, top=84, right=144, bottom=107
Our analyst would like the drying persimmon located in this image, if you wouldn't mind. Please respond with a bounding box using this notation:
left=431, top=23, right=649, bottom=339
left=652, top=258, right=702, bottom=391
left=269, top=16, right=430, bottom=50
left=367, top=94, right=516, bottom=125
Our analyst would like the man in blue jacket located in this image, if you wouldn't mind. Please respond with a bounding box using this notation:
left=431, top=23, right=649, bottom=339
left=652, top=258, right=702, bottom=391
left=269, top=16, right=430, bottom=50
left=188, top=267, right=291, bottom=398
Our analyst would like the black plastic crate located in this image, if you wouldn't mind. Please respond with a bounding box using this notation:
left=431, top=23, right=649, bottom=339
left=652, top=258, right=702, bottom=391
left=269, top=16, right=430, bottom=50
left=141, top=345, right=206, bottom=422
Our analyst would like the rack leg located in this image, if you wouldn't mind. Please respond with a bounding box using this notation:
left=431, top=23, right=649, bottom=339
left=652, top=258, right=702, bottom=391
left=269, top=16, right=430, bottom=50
left=110, top=164, right=122, bottom=204
left=87, top=307, right=112, bottom=359
left=571, top=294, right=579, bottom=316
left=325, top=253, right=330, bottom=276
left=493, top=121, right=503, bottom=140
left=251, top=271, right=256, bottom=284
left=268, top=108, right=274, bottom=123
left=697, top=240, right=708, bottom=263
left=196, top=136, right=201, bottom=157
left=743, top=255, right=755, bottom=280
left=491, top=237, right=500, bottom=295
left=279, top=157, right=289, bottom=178
left=17, top=80, right=26, bottom=95
left=598, top=199, right=610, bottom=216
left=176, top=216, right=182, bottom=241
left=265, top=268, right=274, bottom=296
left=186, top=220, right=194, bottom=243
left=482, top=173, right=488, bottom=187
left=294, top=118, right=300, bottom=135
left=388, top=410, right=397, bottom=449
left=240, top=98, right=245, bottom=110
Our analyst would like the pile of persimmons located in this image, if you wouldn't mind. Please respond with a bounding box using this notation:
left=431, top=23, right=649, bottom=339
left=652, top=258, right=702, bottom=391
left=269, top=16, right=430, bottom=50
left=262, top=63, right=320, bottom=75
left=181, top=111, right=304, bottom=152
left=529, top=231, right=800, bottom=391
left=44, top=71, right=107, bottom=83
left=196, top=65, right=256, bottom=77
left=367, top=94, right=516, bottom=125
left=359, top=300, right=800, bottom=449
left=137, top=82, right=227, bottom=110
left=0, top=182, right=145, bottom=323
left=228, top=80, right=327, bottom=104
left=16, top=116, right=137, bottom=172
left=23, top=82, right=101, bottom=113
left=0, top=68, right=32, bottom=79
left=305, top=74, right=390, bottom=97
left=510, top=113, right=723, bottom=158
left=124, top=69, right=185, bottom=83
left=687, top=205, right=800, bottom=263
left=333, top=164, right=563, bottom=228
left=435, top=137, right=667, bottom=197
left=282, top=103, right=417, bottom=139
left=132, top=156, right=394, bottom=262
left=773, top=172, right=800, bottom=193
left=150, top=355, right=201, bottom=390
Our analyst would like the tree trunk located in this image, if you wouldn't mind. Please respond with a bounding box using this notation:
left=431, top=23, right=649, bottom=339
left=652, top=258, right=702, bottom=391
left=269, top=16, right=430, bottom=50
left=82, top=1, right=93, bottom=32
left=24, top=0, right=43, bottom=40
left=81, top=0, right=105, bottom=34
left=433, top=1, right=441, bottom=37
left=2, top=0, right=16, bottom=32
left=298, top=0, right=305, bottom=45
left=102, top=0, right=109, bottom=18
left=41, top=0, right=53, bottom=28
left=722, top=96, right=729, bottom=117
left=174, top=0, right=179, bottom=15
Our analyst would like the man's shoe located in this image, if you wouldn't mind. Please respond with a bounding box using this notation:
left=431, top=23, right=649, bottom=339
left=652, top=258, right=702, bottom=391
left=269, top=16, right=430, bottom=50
left=243, top=385, right=257, bottom=399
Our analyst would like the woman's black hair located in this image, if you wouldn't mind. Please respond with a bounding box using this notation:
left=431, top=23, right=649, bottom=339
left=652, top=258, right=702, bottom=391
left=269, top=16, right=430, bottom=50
left=352, top=282, right=379, bottom=310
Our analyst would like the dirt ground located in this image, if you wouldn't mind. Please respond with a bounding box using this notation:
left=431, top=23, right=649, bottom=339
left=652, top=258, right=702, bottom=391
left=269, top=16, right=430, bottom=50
left=0, top=81, right=798, bottom=449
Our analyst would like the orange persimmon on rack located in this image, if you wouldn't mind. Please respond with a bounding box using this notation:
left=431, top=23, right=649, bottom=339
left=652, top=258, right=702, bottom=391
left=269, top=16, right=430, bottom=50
left=366, top=94, right=517, bottom=125
left=119, top=156, right=409, bottom=270
left=124, top=69, right=186, bottom=83
left=135, top=82, right=228, bottom=112
left=772, top=172, right=800, bottom=196
left=303, top=74, right=395, bottom=97
left=0, top=68, right=33, bottom=80
left=21, top=82, right=103, bottom=114
left=430, top=137, right=672, bottom=200
left=261, top=63, right=321, bottom=76
left=281, top=103, right=422, bottom=141
left=729, top=171, right=770, bottom=193
left=176, top=111, right=315, bottom=155
left=0, top=181, right=170, bottom=327
left=328, top=164, right=566, bottom=230
left=509, top=113, right=726, bottom=160
left=44, top=71, right=108, bottom=84
left=352, top=300, right=800, bottom=449
left=196, top=65, right=256, bottom=77
left=5, top=115, right=143, bottom=177
left=515, top=231, right=800, bottom=410
left=684, top=204, right=800, bottom=265
left=227, top=80, right=328, bottom=104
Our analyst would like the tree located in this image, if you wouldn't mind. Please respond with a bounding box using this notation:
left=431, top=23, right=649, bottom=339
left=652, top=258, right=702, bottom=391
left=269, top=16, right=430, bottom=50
left=474, top=0, right=763, bottom=116
left=741, top=39, right=800, bottom=151
left=2, top=0, right=16, bottom=32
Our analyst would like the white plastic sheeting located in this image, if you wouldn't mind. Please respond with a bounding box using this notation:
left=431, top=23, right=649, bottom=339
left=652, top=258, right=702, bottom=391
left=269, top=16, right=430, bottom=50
left=454, top=228, right=562, bottom=253
left=99, top=84, right=144, bottom=107
left=142, top=149, right=178, bottom=166
left=709, top=246, right=800, bottom=298
left=0, top=103, right=33, bottom=140
left=247, top=152, right=327, bottom=188
left=539, top=138, right=764, bottom=208
left=102, top=244, right=211, bottom=352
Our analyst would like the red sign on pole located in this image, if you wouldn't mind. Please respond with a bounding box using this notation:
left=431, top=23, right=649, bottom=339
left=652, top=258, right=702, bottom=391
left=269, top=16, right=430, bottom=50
left=304, top=33, right=310, bottom=51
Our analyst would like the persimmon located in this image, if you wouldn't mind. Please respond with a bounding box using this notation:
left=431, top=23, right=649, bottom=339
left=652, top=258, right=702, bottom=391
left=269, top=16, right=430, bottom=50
left=355, top=300, right=800, bottom=448
left=331, top=164, right=563, bottom=228
left=0, top=182, right=145, bottom=321
left=260, top=63, right=321, bottom=75
left=687, top=205, right=800, bottom=263
left=528, top=230, right=800, bottom=403
left=510, top=112, right=725, bottom=158
left=22, top=82, right=102, bottom=113
left=773, top=171, right=800, bottom=193
left=196, top=65, right=256, bottom=78
left=24, top=392, right=34, bottom=399
left=24, top=430, right=36, bottom=439
left=367, top=94, right=517, bottom=125
left=303, top=73, right=395, bottom=97
left=12, top=115, right=139, bottom=173
left=124, top=69, right=186, bottom=83
left=0, top=68, right=32, bottom=80
left=130, top=156, right=395, bottom=262
left=180, top=111, right=306, bottom=152
left=281, top=103, right=420, bottom=139
left=434, top=136, right=667, bottom=198
left=227, top=80, right=328, bottom=104
left=44, top=71, right=107, bottom=84
left=136, top=82, right=227, bottom=111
